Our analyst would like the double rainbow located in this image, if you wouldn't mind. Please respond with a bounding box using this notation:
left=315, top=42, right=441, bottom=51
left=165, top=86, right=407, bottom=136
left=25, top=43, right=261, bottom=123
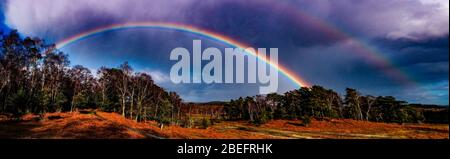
left=54, top=2, right=418, bottom=88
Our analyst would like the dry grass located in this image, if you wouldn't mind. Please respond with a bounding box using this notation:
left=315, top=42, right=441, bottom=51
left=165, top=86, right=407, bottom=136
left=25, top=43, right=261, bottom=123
left=260, top=119, right=449, bottom=139
left=0, top=111, right=448, bottom=139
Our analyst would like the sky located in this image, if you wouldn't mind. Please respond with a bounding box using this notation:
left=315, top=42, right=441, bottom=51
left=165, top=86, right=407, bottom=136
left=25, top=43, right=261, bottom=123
left=0, top=0, right=448, bottom=105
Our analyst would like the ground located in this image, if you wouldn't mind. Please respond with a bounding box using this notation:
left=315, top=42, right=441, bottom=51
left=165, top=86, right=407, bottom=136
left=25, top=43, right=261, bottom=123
left=0, top=110, right=448, bottom=139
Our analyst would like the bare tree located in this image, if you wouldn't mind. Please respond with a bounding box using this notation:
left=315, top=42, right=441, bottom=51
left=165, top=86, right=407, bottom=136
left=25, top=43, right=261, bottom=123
left=118, top=62, right=132, bottom=117
left=344, top=88, right=363, bottom=120
left=363, top=95, right=376, bottom=121
left=42, top=49, right=69, bottom=112
left=69, top=65, right=92, bottom=112
left=134, top=73, right=153, bottom=121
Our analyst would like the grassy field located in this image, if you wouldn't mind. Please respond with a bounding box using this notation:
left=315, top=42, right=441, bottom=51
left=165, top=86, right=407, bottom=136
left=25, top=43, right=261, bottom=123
left=0, top=110, right=448, bottom=139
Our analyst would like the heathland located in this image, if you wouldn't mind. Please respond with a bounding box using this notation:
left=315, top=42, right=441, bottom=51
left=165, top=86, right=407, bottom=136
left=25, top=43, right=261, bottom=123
left=1, top=30, right=448, bottom=139
left=0, top=110, right=448, bottom=139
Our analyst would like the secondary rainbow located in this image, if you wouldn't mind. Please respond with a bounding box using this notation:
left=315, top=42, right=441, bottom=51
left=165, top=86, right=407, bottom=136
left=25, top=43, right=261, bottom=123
left=55, top=22, right=311, bottom=87
left=261, top=0, right=416, bottom=86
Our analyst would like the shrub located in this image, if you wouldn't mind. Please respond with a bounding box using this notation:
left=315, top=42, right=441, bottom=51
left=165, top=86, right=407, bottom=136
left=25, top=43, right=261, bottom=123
left=180, top=117, right=195, bottom=128
left=200, top=118, right=212, bottom=129
left=301, top=115, right=311, bottom=127
left=157, top=118, right=171, bottom=130
left=6, top=89, right=28, bottom=115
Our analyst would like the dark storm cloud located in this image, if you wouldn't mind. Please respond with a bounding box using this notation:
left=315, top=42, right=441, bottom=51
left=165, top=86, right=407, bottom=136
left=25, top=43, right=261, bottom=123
left=4, top=0, right=348, bottom=47
left=292, top=0, right=449, bottom=40
left=4, top=0, right=203, bottom=40
left=4, top=0, right=448, bottom=46
left=186, top=0, right=346, bottom=47
left=375, top=36, right=449, bottom=52
left=371, top=36, right=449, bottom=83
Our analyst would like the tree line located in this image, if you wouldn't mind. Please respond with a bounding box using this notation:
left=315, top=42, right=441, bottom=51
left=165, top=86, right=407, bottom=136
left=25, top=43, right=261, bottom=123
left=224, top=86, right=426, bottom=125
left=0, top=30, right=182, bottom=127
left=1, top=29, right=445, bottom=128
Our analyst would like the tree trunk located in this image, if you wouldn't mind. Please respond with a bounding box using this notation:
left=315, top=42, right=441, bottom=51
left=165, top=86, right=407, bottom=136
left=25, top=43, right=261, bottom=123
left=130, top=88, right=134, bottom=119
left=122, top=96, right=126, bottom=117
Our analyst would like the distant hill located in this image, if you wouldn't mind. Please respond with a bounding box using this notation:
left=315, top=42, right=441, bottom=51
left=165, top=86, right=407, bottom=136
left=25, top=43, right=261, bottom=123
left=409, top=104, right=449, bottom=109
left=185, top=101, right=228, bottom=106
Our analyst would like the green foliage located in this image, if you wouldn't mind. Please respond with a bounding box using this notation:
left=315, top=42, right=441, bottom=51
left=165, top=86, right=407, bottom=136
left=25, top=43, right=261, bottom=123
left=420, top=107, right=448, bottom=123
left=200, top=118, right=212, bottom=129
left=344, top=88, right=363, bottom=120
left=309, top=86, right=340, bottom=118
left=273, top=105, right=287, bottom=119
left=223, top=86, right=431, bottom=125
left=180, top=116, right=195, bottom=128
left=223, top=97, right=245, bottom=120
left=6, top=89, right=28, bottom=115
left=301, top=115, right=311, bottom=127
left=158, top=118, right=171, bottom=126
left=252, top=110, right=270, bottom=126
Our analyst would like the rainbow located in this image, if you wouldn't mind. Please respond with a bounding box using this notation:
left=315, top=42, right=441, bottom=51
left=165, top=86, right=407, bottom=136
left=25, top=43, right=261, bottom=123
left=54, top=1, right=418, bottom=88
left=261, top=0, right=416, bottom=86
left=55, top=22, right=311, bottom=87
